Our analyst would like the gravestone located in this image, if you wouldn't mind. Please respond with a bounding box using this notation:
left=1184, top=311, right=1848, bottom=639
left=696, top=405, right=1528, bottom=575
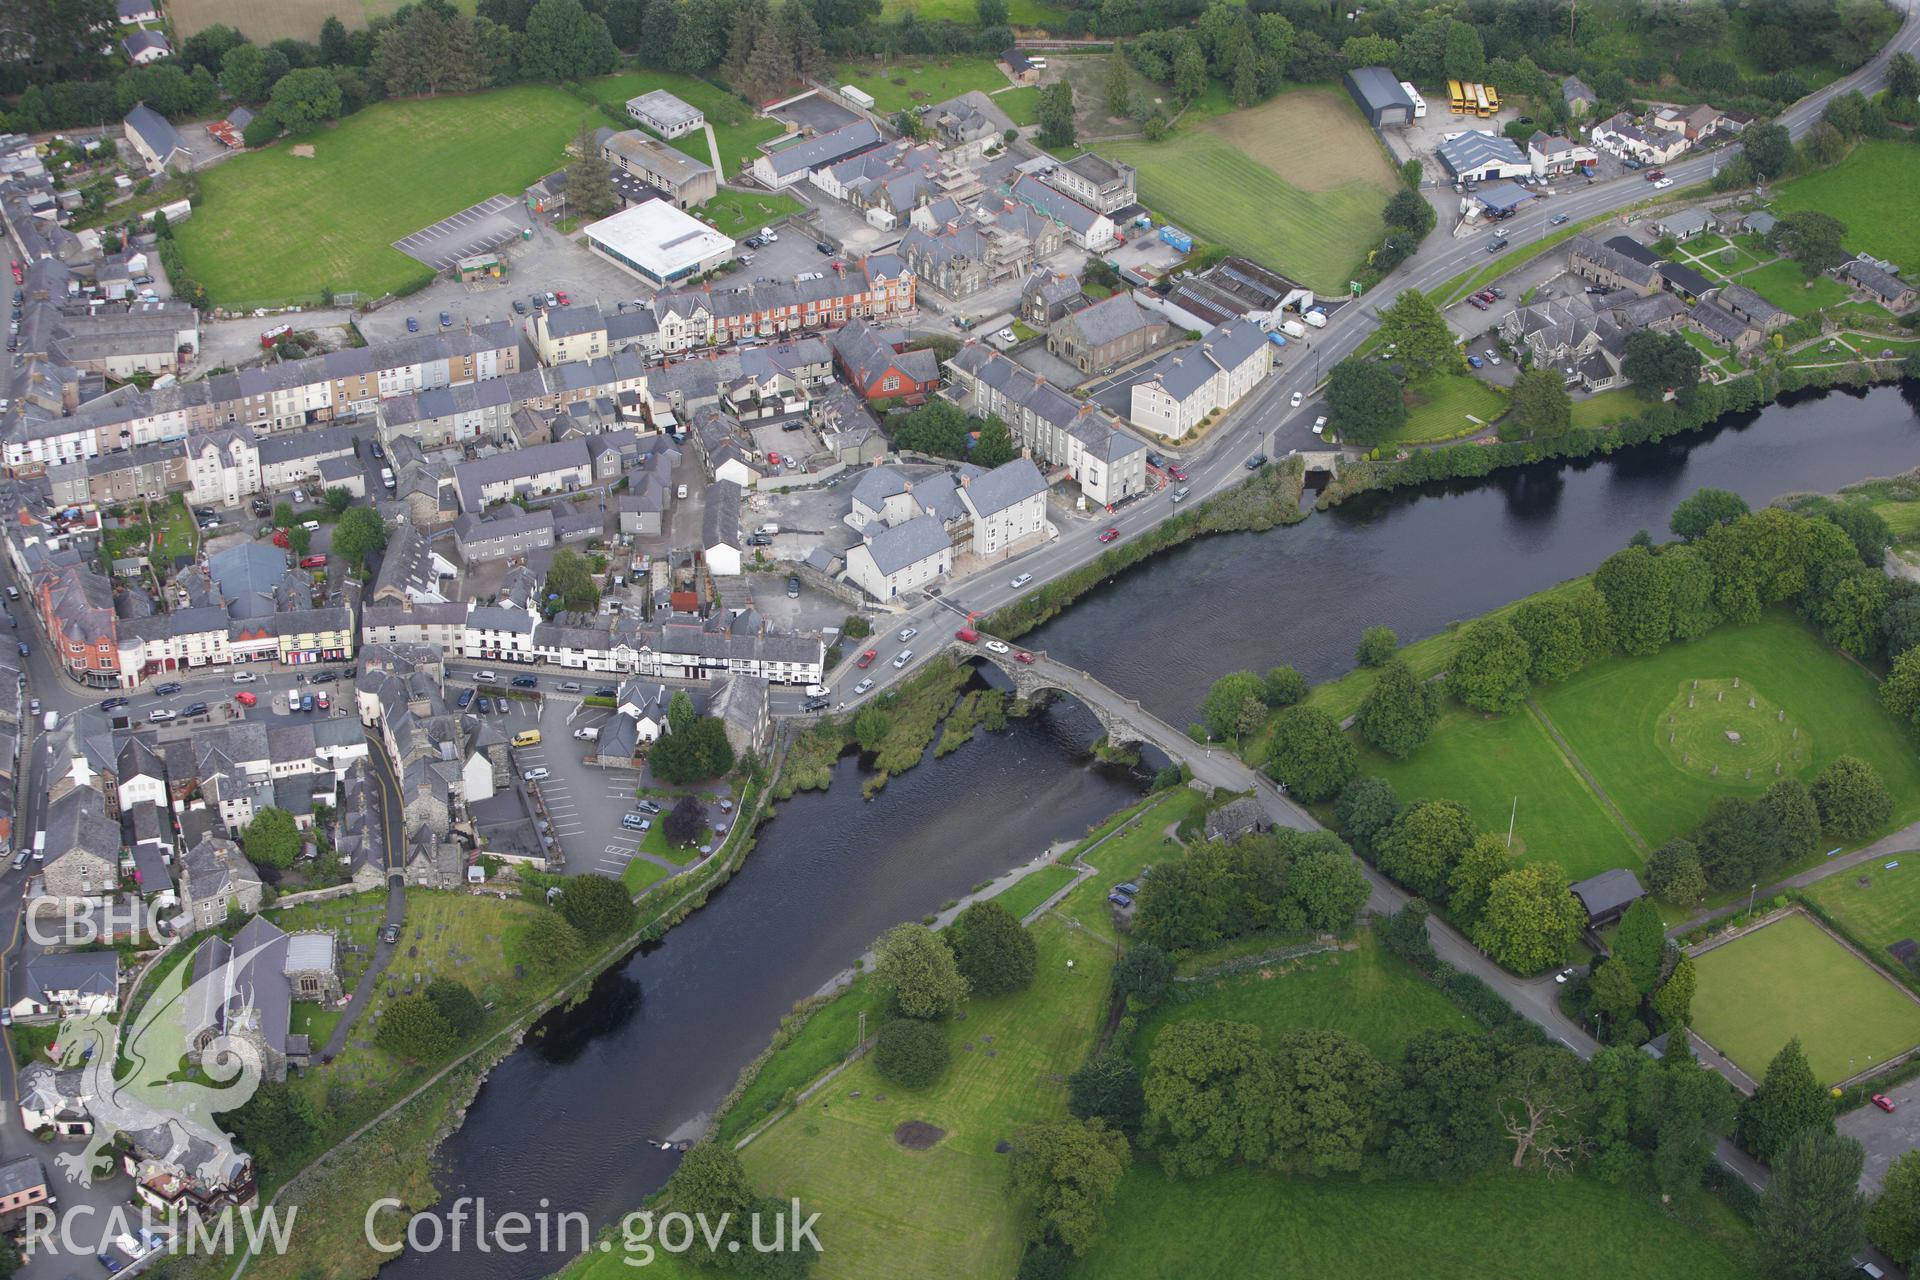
left=1733, top=677, right=1740, bottom=688
left=1716, top=690, right=1724, bottom=702
left=1725, top=730, right=1742, bottom=743
left=1711, top=765, right=1719, bottom=776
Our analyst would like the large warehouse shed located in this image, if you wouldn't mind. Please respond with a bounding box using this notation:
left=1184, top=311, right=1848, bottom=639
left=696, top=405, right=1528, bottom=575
left=1343, top=67, right=1416, bottom=128
left=1436, top=131, right=1531, bottom=182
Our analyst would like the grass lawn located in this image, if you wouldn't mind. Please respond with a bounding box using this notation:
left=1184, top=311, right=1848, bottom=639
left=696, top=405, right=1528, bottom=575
left=878, top=0, right=1067, bottom=24
left=581, top=71, right=783, bottom=176
left=1361, top=703, right=1643, bottom=881
left=1395, top=374, right=1506, bottom=443
left=290, top=1003, right=345, bottom=1047
left=1134, top=930, right=1472, bottom=1064
left=699, top=188, right=804, bottom=239
left=1569, top=387, right=1646, bottom=430
left=1773, top=140, right=1920, bottom=277
left=830, top=57, right=1013, bottom=116
left=1069, top=1166, right=1760, bottom=1280
left=1103, top=89, right=1396, bottom=292
left=1536, top=612, right=1920, bottom=852
left=1691, top=911, right=1920, bottom=1083
left=1056, top=790, right=1206, bottom=945
left=175, top=86, right=596, bottom=308
left=1733, top=257, right=1852, bottom=317
left=736, top=917, right=1114, bottom=1280
left=1805, top=863, right=1920, bottom=966
left=1678, top=326, right=1733, bottom=366
left=995, top=86, right=1043, bottom=127
left=620, top=857, right=671, bottom=894
left=715, top=976, right=891, bottom=1145
left=988, top=861, right=1079, bottom=921
left=148, top=498, right=198, bottom=561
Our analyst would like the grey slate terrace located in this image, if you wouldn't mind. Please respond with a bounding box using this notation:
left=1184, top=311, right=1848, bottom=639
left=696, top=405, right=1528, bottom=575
left=963, top=457, right=1047, bottom=518
left=1058, top=293, right=1159, bottom=347
left=20, top=951, right=120, bottom=1007
left=704, top=478, right=742, bottom=550
left=124, top=103, right=183, bottom=162
left=864, top=513, right=951, bottom=574
left=1009, top=173, right=1101, bottom=236
left=0, top=1158, right=46, bottom=1200
left=763, top=121, right=883, bottom=180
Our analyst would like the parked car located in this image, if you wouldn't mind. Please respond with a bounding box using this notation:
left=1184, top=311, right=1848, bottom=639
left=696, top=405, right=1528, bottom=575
left=802, top=696, right=830, bottom=712
left=1107, top=891, right=1133, bottom=908
left=622, top=814, right=651, bottom=831
left=476, top=696, right=492, bottom=714
left=300, top=693, right=314, bottom=712
left=1484, top=349, right=1502, bottom=366
left=382, top=924, right=401, bottom=944
left=406, top=316, right=419, bottom=332
left=594, top=686, right=617, bottom=697
left=439, top=311, right=452, bottom=327
left=787, top=576, right=800, bottom=598
left=310, top=670, right=336, bottom=684
left=1313, top=416, right=1328, bottom=435
left=1874, top=1094, right=1899, bottom=1113
left=512, top=300, right=527, bottom=315
left=1245, top=453, right=1267, bottom=470
left=458, top=688, right=475, bottom=709
left=182, top=702, right=208, bottom=717
left=512, top=675, right=538, bottom=688
left=556, top=290, right=570, bottom=306
left=635, top=799, right=662, bottom=815
left=1467, top=355, right=1484, bottom=369
left=148, top=709, right=176, bottom=723
left=524, top=767, right=550, bottom=782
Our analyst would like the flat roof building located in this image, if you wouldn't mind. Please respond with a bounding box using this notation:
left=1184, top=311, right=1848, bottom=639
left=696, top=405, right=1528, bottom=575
left=626, top=90, right=705, bottom=139
left=583, top=200, right=736, bottom=287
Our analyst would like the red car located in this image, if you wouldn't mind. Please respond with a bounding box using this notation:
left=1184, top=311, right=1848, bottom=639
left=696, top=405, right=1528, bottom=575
left=855, top=648, right=878, bottom=669
left=768, top=452, right=780, bottom=466
left=234, top=690, right=257, bottom=707
left=1644, top=169, right=1665, bottom=182
left=8, top=260, right=19, bottom=283
left=1098, top=527, right=1119, bottom=544
left=272, top=528, right=291, bottom=548
left=555, top=290, right=570, bottom=306
left=1874, top=1094, right=1898, bottom=1113
left=1014, top=651, right=1035, bottom=665
left=1167, top=465, right=1187, bottom=481
left=300, top=554, right=327, bottom=569
left=955, top=627, right=979, bottom=643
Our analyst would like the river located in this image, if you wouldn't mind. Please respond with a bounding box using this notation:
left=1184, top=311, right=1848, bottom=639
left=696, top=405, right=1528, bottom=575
left=384, top=380, right=1920, bottom=1280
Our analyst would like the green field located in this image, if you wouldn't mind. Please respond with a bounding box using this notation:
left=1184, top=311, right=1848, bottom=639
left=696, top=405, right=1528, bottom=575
left=1691, top=911, right=1920, bottom=1083
left=582, top=71, right=783, bottom=176
left=699, top=189, right=806, bottom=239
left=1733, top=257, right=1852, bottom=317
left=1363, top=704, right=1642, bottom=882
left=737, top=917, right=1115, bottom=1280
left=1069, top=1166, right=1760, bottom=1280
left=175, top=87, right=595, bottom=308
left=1773, top=140, right=1920, bottom=278
left=1102, top=90, right=1396, bottom=293
left=1135, top=931, right=1472, bottom=1064
left=879, top=0, right=1067, bottom=25
left=620, top=856, right=670, bottom=894
left=1569, top=387, right=1646, bottom=430
left=1054, top=790, right=1206, bottom=945
left=715, top=977, right=891, bottom=1145
left=989, top=861, right=1080, bottom=921
left=830, top=57, right=1015, bottom=115
left=1805, top=862, right=1920, bottom=965
left=1537, top=613, right=1920, bottom=852
left=1396, top=373, right=1507, bottom=443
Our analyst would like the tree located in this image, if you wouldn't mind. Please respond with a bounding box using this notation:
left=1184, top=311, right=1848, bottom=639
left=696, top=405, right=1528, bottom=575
left=1887, top=50, right=1920, bottom=123
left=1173, top=37, right=1209, bottom=104
left=1375, top=799, right=1475, bottom=902
left=890, top=399, right=974, bottom=457
left=1446, top=833, right=1510, bottom=926
left=375, top=993, right=456, bottom=1061
left=1069, top=1052, right=1144, bottom=1131
left=1869, top=1149, right=1920, bottom=1262
left=1651, top=953, right=1697, bottom=1029
left=1762, top=778, right=1821, bottom=864
left=1340, top=33, right=1399, bottom=70
left=1264, top=706, right=1355, bottom=802
left=228, top=1082, right=319, bottom=1166
left=1670, top=488, right=1750, bottom=542
left=1447, top=618, right=1531, bottom=713
left=322, top=487, right=353, bottom=516
left=544, top=547, right=598, bottom=614
left=1760, top=1129, right=1867, bottom=1280
left=1442, top=19, right=1485, bottom=81
left=319, top=14, right=352, bottom=62
left=873, top=922, right=968, bottom=1019
left=221, top=44, right=284, bottom=102
left=1595, top=545, right=1672, bottom=656
left=1614, top=898, right=1668, bottom=995
left=424, top=978, right=485, bottom=1038
left=1355, top=625, right=1398, bottom=668
left=852, top=703, right=891, bottom=752
left=1590, top=956, right=1641, bottom=1028
left=1744, top=1038, right=1835, bottom=1161
left=267, top=66, right=342, bottom=133
left=973, top=416, right=1018, bottom=468
left=519, top=0, right=618, bottom=81
left=1036, top=82, right=1076, bottom=149
left=1230, top=44, right=1260, bottom=108
left=331, top=506, right=387, bottom=572
left=1325, top=357, right=1406, bottom=446
left=243, top=806, right=302, bottom=869
left=1376, top=291, right=1456, bottom=381
left=1499, top=1045, right=1590, bottom=1173
left=1267, top=1029, right=1394, bottom=1175
left=1510, top=598, right=1586, bottom=683
left=1141, top=1020, right=1274, bottom=1176
left=371, top=5, right=491, bottom=96
left=287, top=525, right=312, bottom=557
left=1103, top=44, right=1131, bottom=118
left=1333, top=776, right=1398, bottom=854
left=740, top=23, right=794, bottom=104
left=1653, top=1051, right=1739, bottom=1197
left=1744, top=121, right=1794, bottom=180
left=1506, top=367, right=1572, bottom=440
left=1472, top=862, right=1584, bottom=973
left=1824, top=503, right=1892, bottom=568
left=1009, top=1119, right=1131, bottom=1255
left=648, top=716, right=733, bottom=784
left=557, top=872, right=635, bottom=940
left=1813, top=755, right=1891, bottom=840
left=1289, top=842, right=1369, bottom=932
left=873, top=1016, right=949, bottom=1087
left=663, top=795, right=704, bottom=845
left=1696, top=796, right=1773, bottom=890
left=1663, top=544, right=1721, bottom=642
left=1262, top=665, right=1306, bottom=708
left=1355, top=658, right=1439, bottom=759
left=242, top=110, right=282, bottom=148
left=1387, top=1029, right=1501, bottom=1177
left=1623, top=329, right=1703, bottom=402
left=1112, top=943, right=1173, bottom=1007
left=523, top=912, right=584, bottom=969
left=1770, top=210, right=1850, bottom=278
left=565, top=121, right=617, bottom=220
left=948, top=901, right=1036, bottom=998
left=1199, top=670, right=1267, bottom=741
left=1885, top=646, right=1920, bottom=725
left=722, top=0, right=766, bottom=81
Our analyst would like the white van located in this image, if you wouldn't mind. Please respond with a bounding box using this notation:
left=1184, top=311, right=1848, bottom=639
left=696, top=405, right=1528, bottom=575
left=574, top=726, right=600, bottom=741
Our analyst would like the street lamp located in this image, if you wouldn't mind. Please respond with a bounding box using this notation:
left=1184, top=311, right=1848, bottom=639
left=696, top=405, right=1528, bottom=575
left=1747, top=881, right=1757, bottom=924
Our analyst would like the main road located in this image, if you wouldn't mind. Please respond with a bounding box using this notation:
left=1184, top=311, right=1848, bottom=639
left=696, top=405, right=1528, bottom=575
left=817, top=0, right=1920, bottom=709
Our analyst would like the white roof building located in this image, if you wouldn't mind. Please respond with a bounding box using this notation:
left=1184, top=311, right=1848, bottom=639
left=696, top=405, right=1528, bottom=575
left=583, top=200, right=736, bottom=287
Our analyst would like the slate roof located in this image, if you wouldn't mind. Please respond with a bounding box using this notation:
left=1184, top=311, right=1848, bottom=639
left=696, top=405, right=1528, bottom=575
left=1436, top=130, right=1525, bottom=174
left=1844, top=259, right=1913, bottom=302
left=850, top=466, right=908, bottom=512
left=1659, top=261, right=1715, bottom=298
left=124, top=103, right=184, bottom=162
left=1562, top=76, right=1597, bottom=106
left=963, top=457, right=1046, bottom=518
left=763, top=121, right=882, bottom=179
left=1057, top=292, right=1160, bottom=347
left=1687, top=300, right=1755, bottom=344
left=21, top=951, right=119, bottom=1006
left=1569, top=235, right=1659, bottom=288
left=1712, top=283, right=1783, bottom=325
left=703, top=479, right=741, bottom=551
left=1009, top=173, right=1103, bottom=236
left=0, top=1158, right=46, bottom=1200
left=1570, top=868, right=1645, bottom=920
left=862, top=513, right=951, bottom=574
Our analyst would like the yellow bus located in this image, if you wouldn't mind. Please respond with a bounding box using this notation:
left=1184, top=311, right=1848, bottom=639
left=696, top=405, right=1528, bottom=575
left=1447, top=79, right=1468, bottom=114
left=1481, top=84, right=1501, bottom=116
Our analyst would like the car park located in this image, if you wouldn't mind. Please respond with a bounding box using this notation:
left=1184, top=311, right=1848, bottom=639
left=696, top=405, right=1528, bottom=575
left=892, top=650, right=914, bottom=668
left=317, top=691, right=330, bottom=710
left=300, top=693, right=314, bottom=712
left=1009, top=573, right=1032, bottom=589
left=622, top=814, right=651, bottom=831
left=635, top=799, right=662, bottom=815
left=1470, top=296, right=1491, bottom=310
left=457, top=688, right=476, bottom=709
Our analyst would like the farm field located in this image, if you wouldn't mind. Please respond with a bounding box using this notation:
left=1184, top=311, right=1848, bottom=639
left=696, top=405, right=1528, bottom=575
left=167, top=0, right=477, bottom=41
left=1396, top=373, right=1506, bottom=443
left=1102, top=89, right=1397, bottom=292
left=1772, top=140, right=1920, bottom=278
left=581, top=71, right=782, bottom=176
left=737, top=917, right=1115, bottom=1280
left=1691, top=911, right=1920, bottom=1084
left=174, top=87, right=594, bottom=309
left=1070, top=1166, right=1760, bottom=1280
left=1360, top=704, right=1642, bottom=882
left=1535, top=612, right=1920, bottom=851
left=878, top=0, right=1067, bottom=24
left=1133, top=931, right=1472, bottom=1064
left=830, top=57, right=1015, bottom=116
left=1805, top=862, right=1920, bottom=967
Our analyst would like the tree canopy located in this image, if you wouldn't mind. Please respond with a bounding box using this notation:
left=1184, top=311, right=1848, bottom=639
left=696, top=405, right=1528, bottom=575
left=243, top=807, right=302, bottom=869
left=873, top=922, right=969, bottom=1019
left=947, top=900, right=1036, bottom=997
left=1325, top=357, right=1407, bottom=447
